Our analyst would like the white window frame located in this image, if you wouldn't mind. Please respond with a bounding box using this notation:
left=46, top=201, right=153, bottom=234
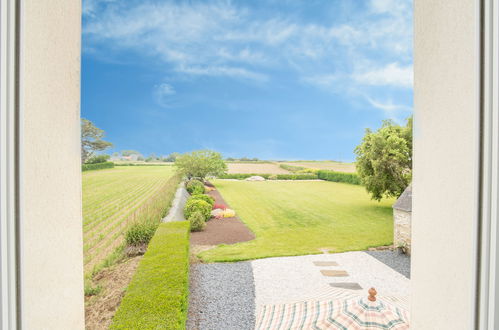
left=477, top=0, right=499, bottom=328
left=0, top=0, right=20, bottom=328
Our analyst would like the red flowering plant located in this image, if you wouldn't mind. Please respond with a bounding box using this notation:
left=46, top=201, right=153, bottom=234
left=213, top=204, right=227, bottom=210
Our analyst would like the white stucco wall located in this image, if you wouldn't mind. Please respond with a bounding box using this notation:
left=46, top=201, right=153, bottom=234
left=412, top=1, right=478, bottom=329
left=20, top=0, right=84, bottom=328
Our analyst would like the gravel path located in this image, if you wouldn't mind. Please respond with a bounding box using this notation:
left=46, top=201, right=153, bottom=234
left=187, top=262, right=255, bottom=330
left=364, top=250, right=411, bottom=278
left=162, top=184, right=189, bottom=222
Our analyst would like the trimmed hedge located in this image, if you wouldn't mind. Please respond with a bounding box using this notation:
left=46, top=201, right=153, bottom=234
left=317, top=170, right=361, bottom=185
left=82, top=161, right=114, bottom=171
left=111, top=221, right=190, bottom=330
left=114, top=163, right=172, bottom=166
left=218, top=173, right=318, bottom=180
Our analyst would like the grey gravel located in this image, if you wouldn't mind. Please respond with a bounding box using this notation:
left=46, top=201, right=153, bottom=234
left=187, top=262, right=255, bottom=330
left=364, top=250, right=411, bottom=278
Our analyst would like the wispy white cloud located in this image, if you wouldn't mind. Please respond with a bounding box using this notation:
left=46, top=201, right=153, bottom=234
left=83, top=0, right=413, bottom=111
left=353, top=63, right=413, bottom=87
left=154, top=83, right=176, bottom=107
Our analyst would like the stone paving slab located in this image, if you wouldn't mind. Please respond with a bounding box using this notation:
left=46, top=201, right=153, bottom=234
left=329, top=282, right=363, bottom=290
left=320, top=269, right=349, bottom=277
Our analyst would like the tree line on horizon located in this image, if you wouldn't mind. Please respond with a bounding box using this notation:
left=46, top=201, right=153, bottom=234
left=81, top=116, right=413, bottom=201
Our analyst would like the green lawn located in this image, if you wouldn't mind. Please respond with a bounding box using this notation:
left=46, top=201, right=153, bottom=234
left=199, top=180, right=395, bottom=262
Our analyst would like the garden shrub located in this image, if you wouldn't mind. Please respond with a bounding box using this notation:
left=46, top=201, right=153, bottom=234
left=111, top=221, right=190, bottom=329
left=275, top=173, right=318, bottom=180
left=268, top=174, right=278, bottom=180
left=125, top=221, right=158, bottom=247
left=190, top=194, right=215, bottom=207
left=317, top=170, right=361, bottom=185
left=186, top=179, right=205, bottom=195
left=184, top=198, right=211, bottom=220
left=189, top=211, right=206, bottom=232
left=82, top=161, right=114, bottom=171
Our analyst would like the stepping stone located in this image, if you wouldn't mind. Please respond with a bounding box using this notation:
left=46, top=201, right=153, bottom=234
left=313, top=261, right=338, bottom=267
left=320, top=270, right=349, bottom=277
left=329, top=282, right=363, bottom=290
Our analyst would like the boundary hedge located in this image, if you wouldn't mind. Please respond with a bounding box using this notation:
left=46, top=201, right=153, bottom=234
left=317, top=170, right=361, bottom=185
left=219, top=173, right=318, bottom=180
left=111, top=221, right=190, bottom=329
left=82, top=162, right=114, bottom=171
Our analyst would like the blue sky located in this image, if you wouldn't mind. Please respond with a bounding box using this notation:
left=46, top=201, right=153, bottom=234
left=82, top=0, right=413, bottom=161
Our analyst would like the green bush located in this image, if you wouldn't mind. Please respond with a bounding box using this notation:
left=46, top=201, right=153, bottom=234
left=276, top=173, right=317, bottom=180
left=186, top=179, right=205, bottom=195
left=86, top=154, right=111, bottom=164
left=184, top=198, right=211, bottom=220
left=111, top=221, right=190, bottom=329
left=317, top=170, right=361, bottom=185
left=268, top=174, right=278, bottom=180
left=190, top=194, right=215, bottom=207
left=189, top=211, right=206, bottom=232
left=82, top=161, right=114, bottom=171
left=125, top=222, right=158, bottom=246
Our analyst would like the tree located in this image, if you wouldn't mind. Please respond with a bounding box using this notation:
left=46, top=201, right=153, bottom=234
left=121, top=150, right=140, bottom=157
left=162, top=152, right=179, bottom=162
left=354, top=117, right=412, bottom=201
left=81, top=119, right=113, bottom=163
left=174, top=150, right=227, bottom=180
left=86, top=154, right=110, bottom=164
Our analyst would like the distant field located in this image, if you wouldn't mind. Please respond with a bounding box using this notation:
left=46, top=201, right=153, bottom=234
left=82, top=166, right=178, bottom=273
left=227, top=162, right=290, bottom=174
left=282, top=161, right=356, bottom=173
left=200, top=180, right=394, bottom=262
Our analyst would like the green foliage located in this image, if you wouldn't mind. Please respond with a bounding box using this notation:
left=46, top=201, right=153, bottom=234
left=354, top=117, right=412, bottom=201
left=317, top=170, right=361, bottom=185
left=110, top=221, right=190, bottom=330
left=279, top=164, right=306, bottom=172
left=175, top=150, right=227, bottom=180
left=114, top=163, right=171, bottom=166
left=121, top=150, right=141, bottom=157
left=186, top=179, right=205, bottom=195
left=218, top=173, right=318, bottom=180
left=190, top=194, right=215, bottom=207
left=125, top=221, right=158, bottom=246
left=82, top=161, right=114, bottom=171
left=162, top=152, right=180, bottom=162
left=189, top=211, right=206, bottom=232
left=84, top=280, right=102, bottom=296
left=81, top=118, right=113, bottom=163
left=275, top=173, right=317, bottom=180
left=184, top=198, right=211, bottom=220
left=86, top=154, right=111, bottom=164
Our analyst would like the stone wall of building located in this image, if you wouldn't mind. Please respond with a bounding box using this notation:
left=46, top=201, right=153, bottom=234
left=394, top=209, right=411, bottom=255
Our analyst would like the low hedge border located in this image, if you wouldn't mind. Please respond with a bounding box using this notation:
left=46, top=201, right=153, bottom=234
left=317, top=170, right=361, bottom=185
left=111, top=221, right=190, bottom=330
left=219, top=173, right=318, bottom=180
left=82, top=162, right=114, bottom=171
